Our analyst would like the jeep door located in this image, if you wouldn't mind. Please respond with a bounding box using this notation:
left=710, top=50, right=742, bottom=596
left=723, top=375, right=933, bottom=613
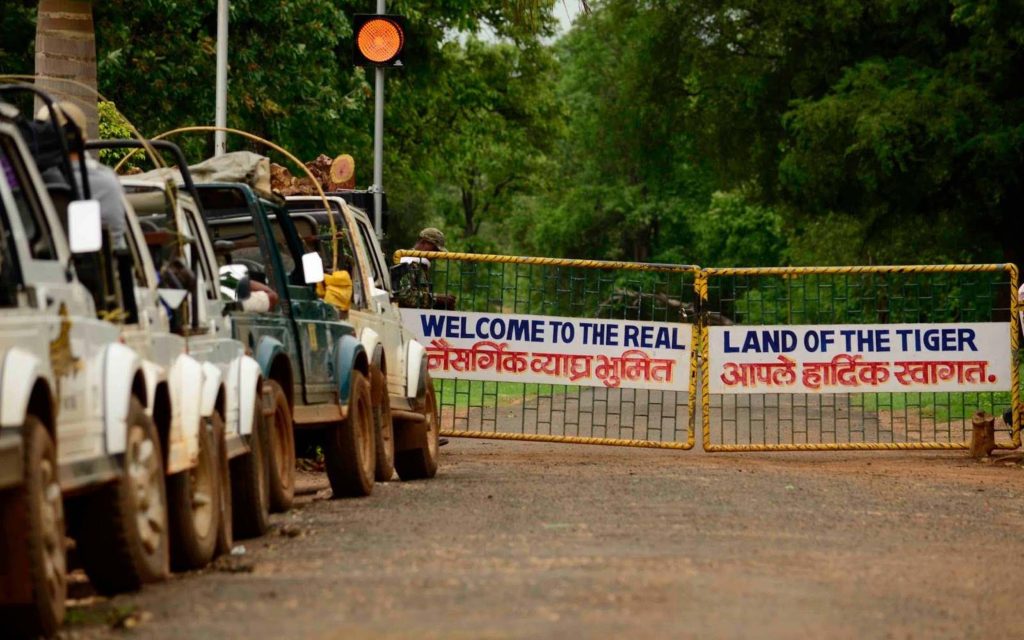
left=346, top=210, right=406, bottom=398
left=206, top=210, right=299, bottom=396
left=264, top=204, right=348, bottom=405
left=0, top=125, right=117, bottom=473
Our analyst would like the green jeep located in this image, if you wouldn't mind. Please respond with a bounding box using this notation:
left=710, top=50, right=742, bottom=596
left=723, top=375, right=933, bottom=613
left=194, top=175, right=376, bottom=498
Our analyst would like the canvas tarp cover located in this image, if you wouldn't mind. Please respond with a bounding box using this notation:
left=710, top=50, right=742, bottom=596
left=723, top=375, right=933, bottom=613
left=131, top=151, right=281, bottom=203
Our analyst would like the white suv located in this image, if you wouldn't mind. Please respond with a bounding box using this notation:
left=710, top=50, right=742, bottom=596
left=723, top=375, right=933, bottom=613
left=285, top=196, right=439, bottom=481
left=0, top=102, right=171, bottom=635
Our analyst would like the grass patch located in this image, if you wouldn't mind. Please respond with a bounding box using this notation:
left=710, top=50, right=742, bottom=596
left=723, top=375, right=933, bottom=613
left=849, top=391, right=1012, bottom=422
left=435, top=378, right=564, bottom=410
left=65, top=603, right=138, bottom=628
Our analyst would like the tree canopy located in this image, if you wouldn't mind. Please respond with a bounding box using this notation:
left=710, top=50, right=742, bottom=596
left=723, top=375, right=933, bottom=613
left=1, top=0, right=1021, bottom=266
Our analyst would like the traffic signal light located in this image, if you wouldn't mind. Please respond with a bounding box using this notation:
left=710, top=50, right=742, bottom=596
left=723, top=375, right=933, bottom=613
left=353, top=15, right=406, bottom=67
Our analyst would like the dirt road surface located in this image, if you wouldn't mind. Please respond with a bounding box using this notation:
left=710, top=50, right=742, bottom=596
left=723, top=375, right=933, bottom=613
left=64, top=440, right=1024, bottom=639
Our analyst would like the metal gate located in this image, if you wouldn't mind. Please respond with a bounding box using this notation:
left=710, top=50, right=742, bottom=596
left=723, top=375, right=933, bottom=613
left=395, top=253, right=1020, bottom=453
left=698, top=264, right=1021, bottom=451
left=395, top=251, right=700, bottom=449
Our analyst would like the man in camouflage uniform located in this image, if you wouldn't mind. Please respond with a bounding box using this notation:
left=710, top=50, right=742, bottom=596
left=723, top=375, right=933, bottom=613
left=394, top=227, right=455, bottom=310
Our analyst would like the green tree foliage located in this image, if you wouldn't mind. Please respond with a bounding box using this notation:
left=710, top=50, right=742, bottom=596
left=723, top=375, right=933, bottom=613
left=419, top=39, right=562, bottom=252
left=4, top=0, right=1022, bottom=269
left=93, top=1, right=561, bottom=250
left=93, top=0, right=362, bottom=160
left=528, top=1, right=713, bottom=263
left=0, top=1, right=36, bottom=73
left=779, top=0, right=1024, bottom=265
left=546, top=0, right=1023, bottom=267
left=96, top=100, right=144, bottom=170
left=693, top=191, right=787, bottom=268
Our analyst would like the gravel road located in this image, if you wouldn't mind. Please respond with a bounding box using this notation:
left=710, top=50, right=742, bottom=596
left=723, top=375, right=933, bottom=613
left=64, top=440, right=1024, bottom=639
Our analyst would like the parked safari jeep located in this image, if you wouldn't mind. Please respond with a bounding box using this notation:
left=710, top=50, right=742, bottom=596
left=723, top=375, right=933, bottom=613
left=0, top=85, right=228, bottom=584
left=0, top=98, right=169, bottom=636
left=38, top=141, right=227, bottom=577
left=285, top=195, right=440, bottom=481
left=189, top=159, right=375, bottom=499
left=88, top=139, right=272, bottom=544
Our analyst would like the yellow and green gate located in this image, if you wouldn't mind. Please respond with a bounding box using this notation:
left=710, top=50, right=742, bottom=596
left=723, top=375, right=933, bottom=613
left=698, top=264, right=1020, bottom=451
left=396, top=251, right=1020, bottom=453
left=395, top=251, right=700, bottom=450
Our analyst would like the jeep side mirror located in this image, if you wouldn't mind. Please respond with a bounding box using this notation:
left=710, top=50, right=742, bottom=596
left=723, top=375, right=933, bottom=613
left=301, top=252, right=325, bottom=285
left=236, top=274, right=252, bottom=301
left=67, top=199, right=103, bottom=254
left=219, top=263, right=252, bottom=301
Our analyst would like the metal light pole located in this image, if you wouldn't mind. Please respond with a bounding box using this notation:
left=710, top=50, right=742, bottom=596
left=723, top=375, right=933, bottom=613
left=371, top=0, right=386, bottom=238
left=215, top=0, right=229, bottom=156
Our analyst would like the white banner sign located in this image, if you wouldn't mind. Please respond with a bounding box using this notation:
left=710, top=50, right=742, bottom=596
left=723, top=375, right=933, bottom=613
left=708, top=323, right=1011, bottom=394
left=401, top=310, right=693, bottom=391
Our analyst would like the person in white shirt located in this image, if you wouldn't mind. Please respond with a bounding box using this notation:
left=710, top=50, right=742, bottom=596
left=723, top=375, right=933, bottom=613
left=36, top=101, right=128, bottom=250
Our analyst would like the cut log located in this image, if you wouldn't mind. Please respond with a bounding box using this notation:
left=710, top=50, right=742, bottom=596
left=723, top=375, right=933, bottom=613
left=970, top=411, right=995, bottom=459
left=270, top=155, right=356, bottom=196
left=328, top=154, right=355, bottom=190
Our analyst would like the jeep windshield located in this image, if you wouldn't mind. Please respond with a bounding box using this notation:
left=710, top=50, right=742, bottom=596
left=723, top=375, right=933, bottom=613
left=196, top=184, right=319, bottom=291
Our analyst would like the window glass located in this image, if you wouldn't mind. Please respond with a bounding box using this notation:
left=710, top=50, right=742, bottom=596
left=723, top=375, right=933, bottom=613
left=334, top=227, right=366, bottom=309
left=355, top=220, right=387, bottom=290
left=289, top=212, right=365, bottom=304
left=127, top=187, right=188, bottom=289
left=266, top=209, right=316, bottom=287
left=0, top=196, right=19, bottom=306
left=181, top=199, right=219, bottom=300
left=208, top=219, right=280, bottom=291
left=0, top=140, right=56, bottom=261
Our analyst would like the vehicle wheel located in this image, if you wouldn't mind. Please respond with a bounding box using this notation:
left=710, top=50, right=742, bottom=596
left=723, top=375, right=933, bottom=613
left=371, top=365, right=395, bottom=482
left=212, top=411, right=233, bottom=557
left=395, top=375, right=440, bottom=481
left=167, top=415, right=220, bottom=571
left=0, top=416, right=66, bottom=638
left=265, top=380, right=295, bottom=512
left=324, top=370, right=375, bottom=498
left=78, top=397, right=169, bottom=594
left=231, top=391, right=271, bottom=539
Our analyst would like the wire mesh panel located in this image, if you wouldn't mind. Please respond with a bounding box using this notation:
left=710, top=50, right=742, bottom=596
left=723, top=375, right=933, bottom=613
left=394, top=252, right=700, bottom=449
left=700, top=265, right=1021, bottom=451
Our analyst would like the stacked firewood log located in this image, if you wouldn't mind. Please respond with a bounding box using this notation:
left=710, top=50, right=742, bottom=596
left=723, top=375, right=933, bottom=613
left=271, top=153, right=356, bottom=196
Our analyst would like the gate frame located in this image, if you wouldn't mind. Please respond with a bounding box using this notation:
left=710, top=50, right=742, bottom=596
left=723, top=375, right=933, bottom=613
left=697, top=264, right=1021, bottom=452
left=394, top=250, right=702, bottom=450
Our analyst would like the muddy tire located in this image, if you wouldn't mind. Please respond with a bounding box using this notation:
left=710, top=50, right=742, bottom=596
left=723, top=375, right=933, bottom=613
left=395, top=375, right=440, bottom=481
left=324, top=370, right=375, bottom=498
left=0, top=416, right=66, bottom=638
left=371, top=365, right=395, bottom=482
left=78, top=397, right=169, bottom=594
left=212, top=411, right=233, bottom=557
left=265, top=380, right=295, bottom=512
left=231, top=391, right=270, bottom=539
left=167, top=415, right=220, bottom=571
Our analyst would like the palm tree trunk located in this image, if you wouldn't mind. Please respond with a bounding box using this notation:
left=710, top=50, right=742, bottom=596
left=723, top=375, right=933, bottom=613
left=34, top=0, right=97, bottom=138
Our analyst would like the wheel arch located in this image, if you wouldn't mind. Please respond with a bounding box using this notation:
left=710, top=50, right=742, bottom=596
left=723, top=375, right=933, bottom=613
left=255, top=336, right=294, bottom=408
left=333, top=334, right=368, bottom=405
left=0, top=348, right=49, bottom=429
left=406, top=339, right=428, bottom=401
left=238, top=356, right=262, bottom=436
left=215, top=385, right=227, bottom=418
left=102, top=342, right=145, bottom=455
left=268, top=354, right=294, bottom=408
left=152, top=382, right=172, bottom=466
left=199, top=361, right=224, bottom=418
left=27, top=379, right=56, bottom=440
